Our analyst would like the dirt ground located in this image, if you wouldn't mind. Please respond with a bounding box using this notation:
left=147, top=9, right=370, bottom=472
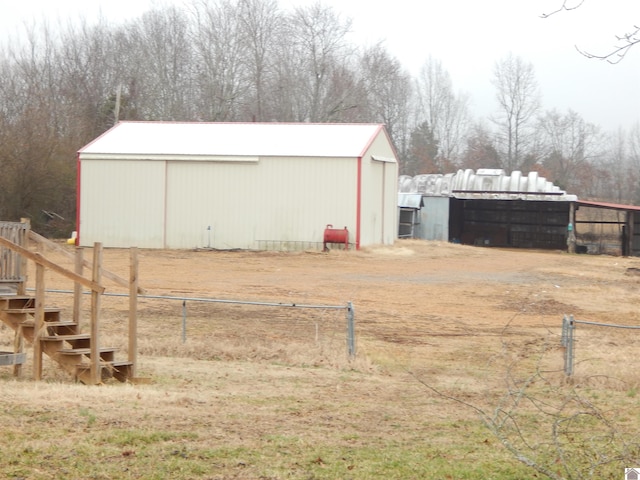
left=19, top=237, right=640, bottom=398
left=108, top=239, right=640, bottom=362
left=13, top=237, right=640, bottom=395
left=2, top=239, right=640, bottom=478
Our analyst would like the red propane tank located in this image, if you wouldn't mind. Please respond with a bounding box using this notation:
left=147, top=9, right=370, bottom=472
left=323, top=224, right=349, bottom=251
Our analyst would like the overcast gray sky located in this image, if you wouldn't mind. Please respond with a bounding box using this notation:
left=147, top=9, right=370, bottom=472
left=2, top=0, right=639, bottom=132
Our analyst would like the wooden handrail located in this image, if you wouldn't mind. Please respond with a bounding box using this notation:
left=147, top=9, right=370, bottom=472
left=1, top=223, right=139, bottom=384
left=28, top=231, right=146, bottom=294
left=0, top=235, right=104, bottom=294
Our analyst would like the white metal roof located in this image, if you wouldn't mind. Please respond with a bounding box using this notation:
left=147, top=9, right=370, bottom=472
left=398, top=169, right=577, bottom=202
left=79, top=121, right=387, bottom=159
left=398, top=193, right=424, bottom=209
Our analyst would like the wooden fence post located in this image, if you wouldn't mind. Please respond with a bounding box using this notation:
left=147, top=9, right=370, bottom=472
left=33, top=259, right=45, bottom=381
left=13, top=325, right=23, bottom=378
left=129, top=247, right=138, bottom=378
left=90, top=243, right=102, bottom=385
left=73, top=247, right=84, bottom=335
left=17, top=218, right=30, bottom=296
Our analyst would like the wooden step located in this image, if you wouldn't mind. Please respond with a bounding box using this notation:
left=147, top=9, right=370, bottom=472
left=21, top=320, right=78, bottom=336
left=76, top=360, right=134, bottom=382
left=0, top=296, right=35, bottom=309
left=107, top=361, right=134, bottom=382
left=41, top=333, right=91, bottom=349
left=41, top=334, right=91, bottom=341
left=0, top=295, right=32, bottom=300
left=0, top=295, right=33, bottom=301
left=58, top=347, right=117, bottom=356
left=1, top=293, right=134, bottom=384
left=58, top=348, right=117, bottom=365
left=4, top=307, right=62, bottom=314
left=4, top=308, right=63, bottom=324
left=76, top=360, right=133, bottom=370
left=21, top=320, right=77, bottom=328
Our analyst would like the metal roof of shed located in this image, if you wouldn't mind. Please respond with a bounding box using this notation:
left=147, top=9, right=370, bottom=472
left=399, top=168, right=577, bottom=202
left=398, top=193, right=424, bottom=209
left=79, top=121, right=387, bottom=159
left=578, top=200, right=640, bottom=211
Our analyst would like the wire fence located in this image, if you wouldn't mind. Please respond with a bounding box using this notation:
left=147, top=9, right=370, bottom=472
left=30, top=289, right=357, bottom=361
left=561, top=314, right=640, bottom=376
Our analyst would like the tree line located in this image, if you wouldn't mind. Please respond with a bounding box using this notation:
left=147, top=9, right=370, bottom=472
left=1, top=0, right=638, bottom=234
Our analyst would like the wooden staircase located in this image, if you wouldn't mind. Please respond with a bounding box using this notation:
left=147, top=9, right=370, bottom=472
left=0, top=219, right=141, bottom=385
left=0, top=296, right=133, bottom=383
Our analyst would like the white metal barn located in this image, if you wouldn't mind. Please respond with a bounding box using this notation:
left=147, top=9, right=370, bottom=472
left=77, top=122, right=398, bottom=250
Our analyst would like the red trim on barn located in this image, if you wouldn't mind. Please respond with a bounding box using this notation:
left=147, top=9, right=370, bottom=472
left=356, top=156, right=362, bottom=250
left=75, top=153, right=81, bottom=246
left=578, top=200, right=640, bottom=211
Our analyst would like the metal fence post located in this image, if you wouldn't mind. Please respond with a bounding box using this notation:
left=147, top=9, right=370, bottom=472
left=182, top=300, right=187, bottom=343
left=564, top=314, right=575, bottom=376
left=346, top=301, right=356, bottom=357
left=561, top=314, right=568, bottom=347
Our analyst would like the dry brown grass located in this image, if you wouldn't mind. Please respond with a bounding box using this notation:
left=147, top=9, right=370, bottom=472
left=2, top=239, right=640, bottom=478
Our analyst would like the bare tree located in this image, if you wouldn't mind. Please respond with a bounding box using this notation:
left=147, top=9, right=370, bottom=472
left=237, top=0, right=280, bottom=121
left=541, top=1, right=640, bottom=63
left=284, top=2, right=355, bottom=122
left=127, top=6, right=195, bottom=120
left=358, top=43, right=413, bottom=163
left=626, top=124, right=640, bottom=204
left=0, top=24, right=76, bottom=232
left=192, top=0, right=251, bottom=121
left=491, top=53, right=541, bottom=172
left=55, top=18, right=126, bottom=138
left=593, top=127, right=640, bottom=204
left=415, top=57, right=470, bottom=168
left=460, top=122, right=501, bottom=171
left=537, top=109, right=603, bottom=193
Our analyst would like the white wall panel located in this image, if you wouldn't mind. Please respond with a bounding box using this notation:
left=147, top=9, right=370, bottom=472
left=165, top=161, right=259, bottom=249
left=164, top=157, right=357, bottom=249
left=252, top=157, right=357, bottom=248
left=79, top=160, right=165, bottom=248
left=359, top=131, right=398, bottom=247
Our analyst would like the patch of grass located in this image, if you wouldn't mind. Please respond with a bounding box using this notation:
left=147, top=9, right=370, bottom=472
left=101, top=429, right=194, bottom=446
left=0, top=410, right=537, bottom=479
left=223, top=440, right=538, bottom=480
left=79, top=407, right=97, bottom=427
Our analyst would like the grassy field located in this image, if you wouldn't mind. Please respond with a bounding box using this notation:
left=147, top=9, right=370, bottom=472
left=1, top=240, right=639, bottom=479
left=0, top=358, right=544, bottom=480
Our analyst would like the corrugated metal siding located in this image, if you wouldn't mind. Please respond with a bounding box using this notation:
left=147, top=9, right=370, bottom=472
left=362, top=160, right=385, bottom=245
left=633, top=215, right=640, bottom=255
left=420, top=197, right=449, bottom=241
left=79, top=160, right=166, bottom=248
left=164, top=157, right=357, bottom=249
left=252, top=157, right=357, bottom=248
left=454, top=199, right=570, bottom=248
left=399, top=169, right=575, bottom=249
left=78, top=123, right=399, bottom=250
left=359, top=132, right=398, bottom=246
left=399, top=169, right=576, bottom=201
left=398, top=194, right=423, bottom=209
left=164, top=161, right=255, bottom=249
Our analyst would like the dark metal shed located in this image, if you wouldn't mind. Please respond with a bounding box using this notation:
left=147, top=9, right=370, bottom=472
left=399, top=169, right=577, bottom=250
